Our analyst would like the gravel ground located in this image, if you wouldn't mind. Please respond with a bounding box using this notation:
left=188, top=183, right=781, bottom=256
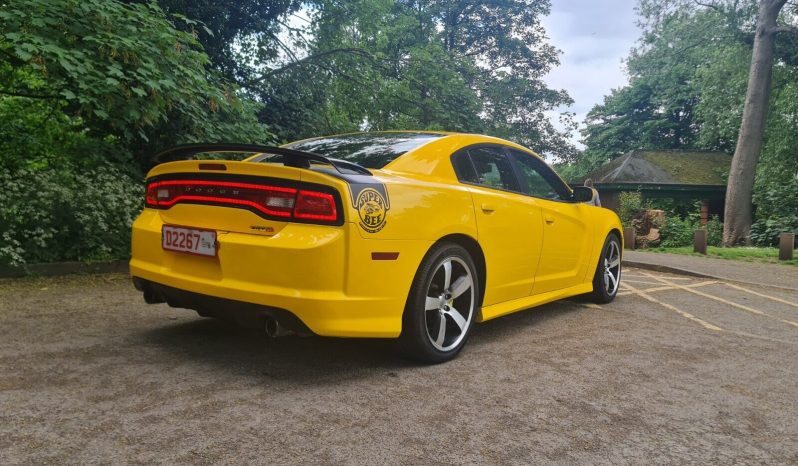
left=1, top=268, right=796, bottom=464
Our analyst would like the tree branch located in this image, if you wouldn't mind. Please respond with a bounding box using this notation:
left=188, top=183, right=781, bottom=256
left=771, top=24, right=798, bottom=34
left=694, top=0, right=724, bottom=13
left=246, top=48, right=372, bottom=85
left=0, top=89, right=59, bottom=99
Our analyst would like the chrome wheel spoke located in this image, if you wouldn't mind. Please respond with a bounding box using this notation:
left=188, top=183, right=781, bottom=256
left=442, top=260, right=452, bottom=289
left=607, top=270, right=618, bottom=290
left=425, top=296, right=440, bottom=311
left=449, top=275, right=471, bottom=299
left=603, top=240, right=621, bottom=295
left=446, top=307, right=467, bottom=331
left=435, top=312, right=446, bottom=346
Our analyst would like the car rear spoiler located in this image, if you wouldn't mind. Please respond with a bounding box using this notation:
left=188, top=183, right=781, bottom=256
left=153, top=143, right=372, bottom=176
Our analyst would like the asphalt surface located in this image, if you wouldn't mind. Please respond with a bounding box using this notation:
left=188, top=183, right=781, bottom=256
left=1, top=267, right=797, bottom=464
left=624, top=250, right=798, bottom=291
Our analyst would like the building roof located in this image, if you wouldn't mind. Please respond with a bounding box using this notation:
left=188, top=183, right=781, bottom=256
left=586, top=150, right=731, bottom=187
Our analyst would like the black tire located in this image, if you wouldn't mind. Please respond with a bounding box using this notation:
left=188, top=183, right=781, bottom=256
left=398, top=242, right=480, bottom=364
left=590, top=233, right=622, bottom=304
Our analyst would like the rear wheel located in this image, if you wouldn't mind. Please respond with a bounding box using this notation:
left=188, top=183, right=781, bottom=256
left=590, top=233, right=622, bottom=303
left=399, top=243, right=479, bottom=364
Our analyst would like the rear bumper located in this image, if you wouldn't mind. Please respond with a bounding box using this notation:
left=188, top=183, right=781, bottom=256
left=133, top=277, right=312, bottom=334
left=130, top=209, right=432, bottom=338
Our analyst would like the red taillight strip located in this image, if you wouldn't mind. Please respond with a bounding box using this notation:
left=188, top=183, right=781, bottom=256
left=294, top=190, right=338, bottom=222
left=145, top=179, right=340, bottom=224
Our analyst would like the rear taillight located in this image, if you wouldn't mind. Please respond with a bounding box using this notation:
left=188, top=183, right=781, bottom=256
left=145, top=179, right=340, bottom=224
left=294, top=190, right=337, bottom=222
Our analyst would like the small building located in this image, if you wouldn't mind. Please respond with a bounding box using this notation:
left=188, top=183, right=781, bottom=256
left=583, top=150, right=732, bottom=222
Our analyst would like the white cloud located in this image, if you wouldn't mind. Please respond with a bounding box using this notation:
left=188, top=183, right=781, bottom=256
left=541, top=0, right=642, bottom=149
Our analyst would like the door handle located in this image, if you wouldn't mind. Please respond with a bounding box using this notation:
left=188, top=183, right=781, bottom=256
left=544, top=216, right=555, bottom=224
left=481, top=203, right=495, bottom=213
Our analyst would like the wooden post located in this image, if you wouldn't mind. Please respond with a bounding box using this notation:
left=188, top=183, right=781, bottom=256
left=779, top=232, right=795, bottom=261
left=623, top=227, right=635, bottom=250
left=694, top=229, right=707, bottom=255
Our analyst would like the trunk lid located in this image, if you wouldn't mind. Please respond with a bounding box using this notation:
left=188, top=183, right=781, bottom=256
left=145, top=160, right=345, bottom=236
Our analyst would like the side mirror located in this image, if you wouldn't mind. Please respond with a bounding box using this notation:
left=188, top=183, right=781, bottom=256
left=572, top=186, right=598, bottom=203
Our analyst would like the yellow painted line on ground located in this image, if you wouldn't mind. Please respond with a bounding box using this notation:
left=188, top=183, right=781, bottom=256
left=623, top=274, right=692, bottom=281
left=620, top=281, right=723, bottom=331
left=618, top=280, right=717, bottom=296
left=583, top=303, right=603, bottom=310
left=623, top=279, right=667, bottom=285
left=640, top=272, right=798, bottom=329
left=723, top=282, right=798, bottom=309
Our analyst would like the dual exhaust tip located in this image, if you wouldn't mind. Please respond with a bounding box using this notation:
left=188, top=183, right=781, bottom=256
left=264, top=318, right=294, bottom=338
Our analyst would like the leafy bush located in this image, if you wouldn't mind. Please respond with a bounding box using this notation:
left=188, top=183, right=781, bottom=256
left=0, top=164, right=143, bottom=266
left=618, top=191, right=648, bottom=226
left=659, top=215, right=723, bottom=248
left=705, top=216, right=724, bottom=247
left=750, top=181, right=798, bottom=247
left=659, top=216, right=695, bottom=247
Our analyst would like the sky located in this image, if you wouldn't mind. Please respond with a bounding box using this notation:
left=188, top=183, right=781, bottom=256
left=541, top=0, right=643, bottom=148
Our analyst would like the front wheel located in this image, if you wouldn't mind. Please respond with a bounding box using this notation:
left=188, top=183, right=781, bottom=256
left=590, top=233, right=622, bottom=303
left=399, top=243, right=479, bottom=364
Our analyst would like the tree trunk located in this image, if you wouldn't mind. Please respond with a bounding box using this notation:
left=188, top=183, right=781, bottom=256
left=723, top=0, right=787, bottom=246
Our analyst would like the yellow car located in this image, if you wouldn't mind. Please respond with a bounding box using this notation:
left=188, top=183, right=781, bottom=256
left=130, top=132, right=622, bottom=363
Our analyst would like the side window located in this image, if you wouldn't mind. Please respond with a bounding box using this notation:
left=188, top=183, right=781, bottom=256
left=509, top=150, right=571, bottom=201
left=467, top=146, right=520, bottom=192
left=451, top=151, right=478, bottom=183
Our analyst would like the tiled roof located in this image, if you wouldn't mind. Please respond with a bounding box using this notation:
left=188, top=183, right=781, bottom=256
left=586, top=150, right=731, bottom=186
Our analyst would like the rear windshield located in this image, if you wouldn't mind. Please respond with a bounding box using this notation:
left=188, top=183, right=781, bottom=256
left=283, top=132, right=444, bottom=169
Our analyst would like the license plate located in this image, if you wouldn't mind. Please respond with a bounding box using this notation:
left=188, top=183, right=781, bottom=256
left=162, top=225, right=217, bottom=257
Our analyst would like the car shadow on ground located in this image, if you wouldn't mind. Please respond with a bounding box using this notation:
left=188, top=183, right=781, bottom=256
left=138, top=298, right=587, bottom=380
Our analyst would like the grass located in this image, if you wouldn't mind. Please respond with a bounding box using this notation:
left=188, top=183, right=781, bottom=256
left=646, top=246, right=798, bottom=266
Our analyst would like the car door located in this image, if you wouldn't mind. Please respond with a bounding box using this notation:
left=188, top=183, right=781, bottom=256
left=507, top=149, right=593, bottom=294
left=451, top=145, right=543, bottom=306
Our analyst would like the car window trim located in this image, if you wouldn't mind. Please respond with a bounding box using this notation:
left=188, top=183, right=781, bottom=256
left=450, top=143, right=578, bottom=203
left=503, top=147, right=573, bottom=202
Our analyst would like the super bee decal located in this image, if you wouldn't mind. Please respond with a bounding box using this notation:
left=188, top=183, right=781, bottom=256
left=350, top=184, right=390, bottom=233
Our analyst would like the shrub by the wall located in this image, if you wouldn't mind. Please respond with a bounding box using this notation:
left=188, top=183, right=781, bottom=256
left=0, top=165, right=143, bottom=266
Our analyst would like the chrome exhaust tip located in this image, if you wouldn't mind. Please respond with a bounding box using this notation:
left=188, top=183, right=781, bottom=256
left=264, top=318, right=293, bottom=338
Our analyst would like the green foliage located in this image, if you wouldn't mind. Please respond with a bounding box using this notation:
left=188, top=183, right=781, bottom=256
left=659, top=215, right=723, bottom=248
left=706, top=216, right=724, bottom=247
left=750, top=182, right=798, bottom=246
left=618, top=192, right=647, bottom=226
left=156, top=0, right=301, bottom=83
left=576, top=0, right=798, bottom=240
left=0, top=0, right=273, bottom=164
left=0, top=163, right=143, bottom=266
left=0, top=0, right=277, bottom=265
left=659, top=216, right=695, bottom=248
left=244, top=0, right=576, bottom=159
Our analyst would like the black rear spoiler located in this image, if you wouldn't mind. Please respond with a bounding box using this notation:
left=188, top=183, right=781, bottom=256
left=153, top=143, right=372, bottom=176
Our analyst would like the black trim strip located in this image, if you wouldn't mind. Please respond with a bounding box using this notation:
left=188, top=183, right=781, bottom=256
left=449, top=143, right=578, bottom=204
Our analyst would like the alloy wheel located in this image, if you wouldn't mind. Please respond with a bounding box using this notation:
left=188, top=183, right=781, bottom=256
left=423, top=257, right=475, bottom=352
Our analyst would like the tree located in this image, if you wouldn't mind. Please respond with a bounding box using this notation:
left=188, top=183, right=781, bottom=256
left=246, top=0, right=576, bottom=158
left=723, top=0, right=797, bottom=245
left=145, top=0, right=302, bottom=84
left=0, top=0, right=272, bottom=168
